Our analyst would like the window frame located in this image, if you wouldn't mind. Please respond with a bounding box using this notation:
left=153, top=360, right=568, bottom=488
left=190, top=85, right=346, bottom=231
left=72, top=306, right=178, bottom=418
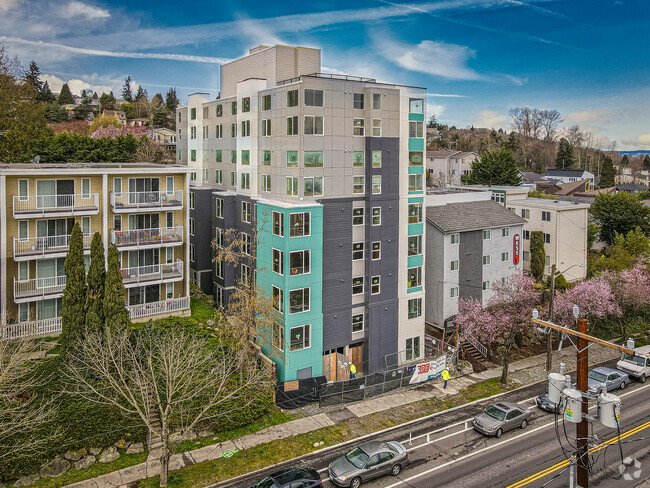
left=289, top=324, right=311, bottom=351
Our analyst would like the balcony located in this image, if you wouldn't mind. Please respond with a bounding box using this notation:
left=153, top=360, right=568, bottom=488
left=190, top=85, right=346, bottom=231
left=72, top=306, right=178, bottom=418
left=110, top=190, right=183, bottom=213
left=13, top=234, right=93, bottom=261
left=13, top=194, right=99, bottom=218
left=1, top=317, right=62, bottom=340
left=14, top=276, right=66, bottom=302
left=127, top=296, right=190, bottom=320
left=110, top=226, right=184, bottom=250
left=120, top=260, right=184, bottom=287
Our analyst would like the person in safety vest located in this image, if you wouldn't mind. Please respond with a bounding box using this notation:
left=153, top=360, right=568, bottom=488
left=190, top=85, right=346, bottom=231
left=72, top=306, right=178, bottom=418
left=441, top=368, right=450, bottom=389
left=349, top=363, right=357, bottom=379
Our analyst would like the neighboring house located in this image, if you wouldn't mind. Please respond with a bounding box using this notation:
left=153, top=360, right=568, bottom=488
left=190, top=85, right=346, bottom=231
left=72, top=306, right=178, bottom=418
left=426, top=150, right=479, bottom=186
left=634, top=171, right=650, bottom=187
left=0, top=163, right=192, bottom=340
left=102, top=110, right=127, bottom=126
left=179, top=44, right=427, bottom=383
left=617, top=183, right=648, bottom=194
left=425, top=198, right=525, bottom=331
left=519, top=171, right=546, bottom=187
left=542, top=169, right=595, bottom=188
left=450, top=184, right=530, bottom=207
left=553, top=179, right=591, bottom=196
left=129, top=118, right=149, bottom=127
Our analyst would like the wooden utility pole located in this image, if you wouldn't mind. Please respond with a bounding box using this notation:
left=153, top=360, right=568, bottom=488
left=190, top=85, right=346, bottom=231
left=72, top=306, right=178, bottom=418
left=546, top=264, right=556, bottom=372
left=576, top=317, right=589, bottom=488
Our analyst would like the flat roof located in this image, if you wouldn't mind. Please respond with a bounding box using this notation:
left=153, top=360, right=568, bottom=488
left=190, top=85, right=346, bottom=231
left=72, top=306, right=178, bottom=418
left=0, top=162, right=192, bottom=174
left=508, top=197, right=590, bottom=209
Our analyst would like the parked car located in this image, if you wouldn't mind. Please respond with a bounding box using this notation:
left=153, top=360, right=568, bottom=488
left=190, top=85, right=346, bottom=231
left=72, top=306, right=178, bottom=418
left=248, top=467, right=322, bottom=488
left=616, top=345, right=650, bottom=383
left=587, top=367, right=630, bottom=396
left=536, top=388, right=565, bottom=413
left=328, top=440, right=409, bottom=488
left=472, top=402, right=531, bottom=438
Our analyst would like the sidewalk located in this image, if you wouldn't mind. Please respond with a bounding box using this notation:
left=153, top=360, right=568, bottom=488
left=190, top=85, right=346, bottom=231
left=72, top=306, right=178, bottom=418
left=65, top=344, right=621, bottom=488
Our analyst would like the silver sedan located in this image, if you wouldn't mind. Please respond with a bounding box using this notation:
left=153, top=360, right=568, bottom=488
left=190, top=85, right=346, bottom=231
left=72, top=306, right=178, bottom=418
left=472, top=402, right=532, bottom=438
left=328, top=440, right=409, bottom=488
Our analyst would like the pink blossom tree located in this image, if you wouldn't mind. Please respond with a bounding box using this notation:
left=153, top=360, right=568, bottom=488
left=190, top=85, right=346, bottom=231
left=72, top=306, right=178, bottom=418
left=90, top=125, right=148, bottom=139
left=603, top=264, right=650, bottom=336
left=457, top=273, right=538, bottom=384
left=552, top=277, right=621, bottom=332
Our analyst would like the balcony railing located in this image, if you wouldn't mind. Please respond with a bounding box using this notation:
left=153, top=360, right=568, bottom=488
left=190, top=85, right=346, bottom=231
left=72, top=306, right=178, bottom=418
left=110, top=226, right=183, bottom=248
left=13, top=233, right=93, bottom=259
left=14, top=276, right=66, bottom=300
left=1, top=317, right=62, bottom=340
left=110, top=190, right=183, bottom=212
left=127, top=296, right=190, bottom=320
left=13, top=194, right=99, bottom=217
left=120, top=260, right=183, bottom=286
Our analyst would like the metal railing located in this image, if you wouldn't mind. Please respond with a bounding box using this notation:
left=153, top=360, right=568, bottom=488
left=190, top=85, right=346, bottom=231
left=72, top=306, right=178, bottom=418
left=465, top=337, right=488, bottom=357
left=0, top=317, right=62, bottom=340
left=120, top=260, right=183, bottom=286
left=13, top=233, right=93, bottom=259
left=110, top=226, right=183, bottom=248
left=14, top=276, right=66, bottom=300
left=110, top=190, right=183, bottom=211
left=13, top=193, right=99, bottom=216
left=127, top=296, right=190, bottom=320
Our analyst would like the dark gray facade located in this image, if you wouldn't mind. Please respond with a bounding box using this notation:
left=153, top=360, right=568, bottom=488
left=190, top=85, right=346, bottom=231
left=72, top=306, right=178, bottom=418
left=458, top=230, right=483, bottom=301
left=189, top=187, right=215, bottom=295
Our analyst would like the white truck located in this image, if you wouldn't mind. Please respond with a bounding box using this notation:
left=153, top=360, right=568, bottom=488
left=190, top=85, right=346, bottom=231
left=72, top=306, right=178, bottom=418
left=616, top=344, right=650, bottom=383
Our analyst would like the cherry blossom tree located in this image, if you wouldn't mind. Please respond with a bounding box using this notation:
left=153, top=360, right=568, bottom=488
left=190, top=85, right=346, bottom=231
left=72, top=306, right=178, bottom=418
left=457, top=273, right=538, bottom=384
left=603, top=264, right=650, bottom=337
left=552, top=277, right=621, bottom=331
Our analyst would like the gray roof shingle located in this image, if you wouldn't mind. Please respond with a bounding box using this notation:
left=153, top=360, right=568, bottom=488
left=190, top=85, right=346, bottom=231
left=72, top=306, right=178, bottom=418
left=426, top=200, right=527, bottom=234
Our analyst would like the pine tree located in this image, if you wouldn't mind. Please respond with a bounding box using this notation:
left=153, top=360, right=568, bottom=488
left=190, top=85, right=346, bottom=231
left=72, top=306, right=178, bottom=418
left=555, top=138, right=576, bottom=169
left=165, top=87, right=179, bottom=112
left=135, top=85, right=147, bottom=100
left=38, top=81, right=56, bottom=103
left=530, top=231, right=546, bottom=281
left=24, top=61, right=43, bottom=93
left=122, top=76, right=133, bottom=103
left=57, top=83, right=74, bottom=105
left=620, top=154, right=630, bottom=167
left=466, top=147, right=521, bottom=185
left=99, top=92, right=116, bottom=112
left=151, top=93, right=164, bottom=110
left=600, top=153, right=616, bottom=187
left=60, top=223, right=87, bottom=357
left=85, top=232, right=106, bottom=330
left=644, top=155, right=650, bottom=172
left=103, top=244, right=130, bottom=329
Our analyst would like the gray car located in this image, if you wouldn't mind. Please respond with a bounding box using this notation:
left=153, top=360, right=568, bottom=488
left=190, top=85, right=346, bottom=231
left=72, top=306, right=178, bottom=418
left=472, top=402, right=532, bottom=438
left=587, top=367, right=630, bottom=395
left=328, top=440, right=409, bottom=488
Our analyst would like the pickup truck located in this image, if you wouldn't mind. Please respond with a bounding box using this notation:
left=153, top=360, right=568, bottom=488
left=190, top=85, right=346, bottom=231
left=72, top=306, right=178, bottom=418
left=616, top=345, right=650, bottom=383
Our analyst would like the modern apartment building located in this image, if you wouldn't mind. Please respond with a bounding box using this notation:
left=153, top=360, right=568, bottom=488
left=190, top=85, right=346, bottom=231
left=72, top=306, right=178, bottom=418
left=426, top=150, right=479, bottom=187
left=179, top=44, right=426, bottom=383
left=0, top=163, right=191, bottom=339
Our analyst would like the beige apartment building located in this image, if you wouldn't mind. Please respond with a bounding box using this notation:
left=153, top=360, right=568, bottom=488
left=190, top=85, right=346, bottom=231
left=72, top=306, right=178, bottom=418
left=0, top=163, right=191, bottom=339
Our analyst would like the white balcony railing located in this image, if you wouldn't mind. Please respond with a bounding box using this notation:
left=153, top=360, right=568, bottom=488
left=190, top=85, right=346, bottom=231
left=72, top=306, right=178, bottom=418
left=13, top=233, right=93, bottom=259
left=127, top=296, right=190, bottom=320
left=110, top=226, right=183, bottom=248
left=120, top=260, right=183, bottom=286
left=13, top=194, right=99, bottom=217
left=14, top=276, right=66, bottom=300
left=110, top=190, right=183, bottom=212
left=0, top=317, right=62, bottom=340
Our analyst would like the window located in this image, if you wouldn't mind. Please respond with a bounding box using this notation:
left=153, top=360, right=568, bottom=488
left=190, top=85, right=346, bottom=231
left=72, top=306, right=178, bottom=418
left=114, top=214, right=122, bottom=231
left=492, top=193, right=505, bottom=204
left=189, top=192, right=195, bottom=209
left=482, top=281, right=491, bottom=291
left=261, top=118, right=271, bottom=136
left=409, top=151, right=423, bottom=166
left=190, top=244, right=195, bottom=262
left=304, top=88, right=323, bottom=107
left=407, top=267, right=422, bottom=288
left=450, top=287, right=459, bottom=298
left=272, top=286, right=284, bottom=313
left=408, top=235, right=422, bottom=256
left=483, top=229, right=491, bottom=240
left=353, top=93, right=364, bottom=109
left=304, top=151, right=323, bottom=167
left=273, top=321, right=284, bottom=349
left=372, top=241, right=381, bottom=260
left=215, top=169, right=223, bottom=184
left=523, top=250, right=530, bottom=261
left=373, top=93, right=382, bottom=110
left=353, top=118, right=365, bottom=136
left=287, top=89, right=298, bottom=107
left=502, top=252, right=509, bottom=262
left=241, top=120, right=250, bottom=137
left=408, top=174, right=423, bottom=192
left=241, top=202, right=251, bottom=223
left=202, top=125, right=208, bottom=139
left=286, top=177, right=298, bottom=196
left=231, top=101, right=237, bottom=115
left=112, top=178, right=121, bottom=197
left=290, top=324, right=310, bottom=351
left=502, top=277, right=509, bottom=285
left=214, top=149, right=222, bottom=163
left=18, top=220, right=28, bottom=240
left=409, top=98, right=423, bottom=113
left=189, top=218, right=195, bottom=236
left=303, top=177, right=323, bottom=196
left=542, top=211, right=551, bottom=221
left=240, top=232, right=252, bottom=255
left=523, top=230, right=530, bottom=240
left=215, top=198, right=223, bottom=218
left=241, top=150, right=250, bottom=165
left=190, top=107, right=196, bottom=120
left=304, top=115, right=324, bottom=135
left=81, top=178, right=90, bottom=198
left=231, top=123, right=236, bottom=138
left=190, top=126, right=196, bottom=139
left=546, top=255, right=551, bottom=265
left=353, top=207, right=364, bottom=225
left=272, top=249, right=284, bottom=275
left=216, top=104, right=222, bottom=117
left=502, top=227, right=510, bottom=237
left=290, top=212, right=310, bottom=237
left=353, top=176, right=365, bottom=194
left=241, top=172, right=250, bottom=190
left=261, top=174, right=271, bottom=192
left=240, top=264, right=252, bottom=287
left=352, top=242, right=364, bottom=260
left=450, top=260, right=459, bottom=271
left=372, top=207, right=381, bottom=225
left=241, top=97, right=250, bottom=112
left=372, top=175, right=382, bottom=194
left=544, top=233, right=551, bottom=244
left=408, top=298, right=422, bottom=319
left=408, top=203, right=423, bottom=223
left=290, top=250, right=310, bottom=275
left=409, top=121, right=423, bottom=138
left=202, top=168, right=208, bottom=182
left=352, top=277, right=363, bottom=295
left=353, top=151, right=365, bottom=167
left=272, top=211, right=284, bottom=236
left=352, top=313, right=364, bottom=332
left=260, top=94, right=271, bottom=111
left=372, top=119, right=381, bottom=137
left=372, top=151, right=382, bottom=168
left=18, top=261, right=28, bottom=280
left=521, top=209, right=530, bottom=219
left=19, top=303, right=28, bottom=322
left=263, top=150, right=271, bottom=165
left=191, top=149, right=196, bottom=162
left=483, top=255, right=491, bottom=265
left=371, top=276, right=380, bottom=294
left=190, top=171, right=197, bottom=182
left=406, top=336, right=421, bottom=361
left=287, top=151, right=298, bottom=167
left=178, top=112, right=182, bottom=123
left=215, top=228, right=223, bottom=248
left=289, top=288, right=310, bottom=314
left=451, top=233, right=460, bottom=244
left=230, top=171, right=236, bottom=186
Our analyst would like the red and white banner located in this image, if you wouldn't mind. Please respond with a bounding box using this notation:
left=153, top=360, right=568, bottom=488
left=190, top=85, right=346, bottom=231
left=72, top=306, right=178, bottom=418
left=409, top=355, right=447, bottom=384
left=513, top=234, right=520, bottom=265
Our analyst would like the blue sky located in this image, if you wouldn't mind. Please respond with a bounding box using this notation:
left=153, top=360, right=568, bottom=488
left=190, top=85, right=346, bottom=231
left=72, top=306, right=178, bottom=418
left=1, top=0, right=649, bottom=149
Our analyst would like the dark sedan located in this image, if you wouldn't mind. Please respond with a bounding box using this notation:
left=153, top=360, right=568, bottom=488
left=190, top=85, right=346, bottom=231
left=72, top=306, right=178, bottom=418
left=472, top=402, right=532, bottom=438
left=328, top=440, right=409, bottom=488
left=248, top=467, right=322, bottom=488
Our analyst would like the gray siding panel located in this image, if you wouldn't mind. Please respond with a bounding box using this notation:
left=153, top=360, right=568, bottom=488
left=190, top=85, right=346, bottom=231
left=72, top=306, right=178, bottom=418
left=425, top=225, right=445, bottom=327
left=459, top=230, right=482, bottom=301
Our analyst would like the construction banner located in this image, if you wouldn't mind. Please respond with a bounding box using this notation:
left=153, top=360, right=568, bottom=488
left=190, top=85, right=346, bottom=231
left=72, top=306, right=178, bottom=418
left=409, top=355, right=447, bottom=384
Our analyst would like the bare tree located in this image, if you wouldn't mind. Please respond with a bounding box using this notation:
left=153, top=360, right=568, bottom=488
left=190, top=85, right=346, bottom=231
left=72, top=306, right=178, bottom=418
left=63, top=326, right=271, bottom=487
left=540, top=109, right=563, bottom=141
left=565, top=124, right=585, bottom=148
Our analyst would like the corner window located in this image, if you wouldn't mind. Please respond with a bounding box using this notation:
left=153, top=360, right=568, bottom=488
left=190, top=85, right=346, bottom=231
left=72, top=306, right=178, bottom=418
left=353, top=93, right=364, bottom=109
left=272, top=249, right=284, bottom=275
left=304, top=89, right=323, bottom=107
left=272, top=286, right=284, bottom=314
left=289, top=212, right=310, bottom=237
left=287, top=89, right=298, bottom=107
left=372, top=93, right=382, bottom=110
left=409, top=98, right=423, bottom=113
left=272, top=211, right=284, bottom=236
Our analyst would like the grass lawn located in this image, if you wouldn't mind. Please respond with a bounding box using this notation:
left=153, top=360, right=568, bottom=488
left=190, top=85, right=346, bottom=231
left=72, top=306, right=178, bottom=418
left=190, top=297, right=216, bottom=323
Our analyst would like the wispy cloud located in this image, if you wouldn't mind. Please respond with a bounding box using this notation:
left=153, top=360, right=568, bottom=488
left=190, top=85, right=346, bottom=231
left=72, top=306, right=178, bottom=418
left=61, top=1, right=110, bottom=19
left=41, top=73, right=114, bottom=96
left=476, top=110, right=508, bottom=128
left=0, top=0, right=18, bottom=10
left=427, top=93, right=466, bottom=98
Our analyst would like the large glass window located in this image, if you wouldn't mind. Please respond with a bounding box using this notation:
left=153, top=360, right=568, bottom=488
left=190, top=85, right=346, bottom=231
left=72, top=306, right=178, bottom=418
left=304, top=151, right=323, bottom=167
left=408, top=235, right=422, bottom=256
left=409, top=151, right=423, bottom=166
left=409, top=98, right=423, bottom=113
left=287, top=89, right=298, bottom=107
left=304, top=89, right=323, bottom=106
left=289, top=212, right=310, bottom=237
left=353, top=93, right=364, bottom=109
left=303, top=177, right=323, bottom=196
left=407, top=267, right=422, bottom=288
left=287, top=151, right=298, bottom=167
left=304, top=116, right=323, bottom=135
left=408, top=174, right=423, bottom=192
left=261, top=94, right=271, bottom=111
left=408, top=298, right=422, bottom=319
left=408, top=203, right=422, bottom=223
left=409, top=121, right=423, bottom=138
left=289, top=288, right=310, bottom=314
left=290, top=324, right=311, bottom=351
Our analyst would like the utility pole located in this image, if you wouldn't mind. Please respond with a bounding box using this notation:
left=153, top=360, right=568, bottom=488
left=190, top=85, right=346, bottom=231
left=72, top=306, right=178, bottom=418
left=576, top=317, right=589, bottom=488
left=546, top=263, right=556, bottom=372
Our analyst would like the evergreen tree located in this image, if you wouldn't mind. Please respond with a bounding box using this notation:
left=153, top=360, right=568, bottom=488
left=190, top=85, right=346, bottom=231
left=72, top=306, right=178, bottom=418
left=530, top=231, right=546, bottom=281
left=122, top=76, right=133, bottom=103
left=165, top=87, right=179, bottom=112
left=44, top=102, right=69, bottom=123
left=99, top=92, right=116, bottom=112
left=92, top=92, right=99, bottom=100
left=554, top=138, right=576, bottom=169
left=151, top=93, right=164, bottom=110
left=38, top=81, right=56, bottom=103
left=135, top=85, right=147, bottom=100
left=24, top=61, right=43, bottom=93
left=466, top=147, right=521, bottom=185
left=643, top=155, right=650, bottom=172
left=620, top=154, right=630, bottom=167
left=85, top=232, right=106, bottom=330
left=599, top=152, right=616, bottom=188
left=57, top=83, right=74, bottom=105
left=591, top=192, right=650, bottom=244
left=103, top=244, right=130, bottom=329
left=72, top=98, right=93, bottom=120
left=60, top=223, right=87, bottom=357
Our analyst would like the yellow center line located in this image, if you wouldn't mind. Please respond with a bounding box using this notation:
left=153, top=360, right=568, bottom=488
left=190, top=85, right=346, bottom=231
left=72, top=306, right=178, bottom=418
left=506, top=420, right=650, bottom=488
